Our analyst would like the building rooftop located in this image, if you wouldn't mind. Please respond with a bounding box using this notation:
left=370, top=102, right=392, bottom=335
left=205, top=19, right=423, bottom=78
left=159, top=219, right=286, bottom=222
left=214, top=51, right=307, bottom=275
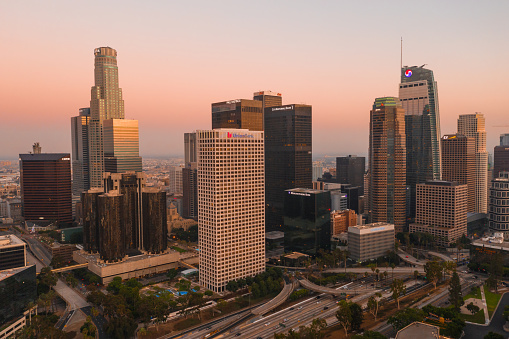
left=0, top=265, right=33, bottom=282
left=423, top=180, right=460, bottom=187
left=286, top=188, right=325, bottom=195
left=265, top=231, right=284, bottom=240
left=19, top=153, right=70, bottom=161
left=348, top=222, right=394, bottom=234
left=283, top=252, right=309, bottom=260
left=395, top=322, right=441, bottom=339
left=0, top=234, right=25, bottom=247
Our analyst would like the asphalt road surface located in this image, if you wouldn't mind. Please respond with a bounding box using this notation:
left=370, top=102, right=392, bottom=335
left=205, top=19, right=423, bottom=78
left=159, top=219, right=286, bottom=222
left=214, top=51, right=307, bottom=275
left=464, top=292, right=509, bottom=339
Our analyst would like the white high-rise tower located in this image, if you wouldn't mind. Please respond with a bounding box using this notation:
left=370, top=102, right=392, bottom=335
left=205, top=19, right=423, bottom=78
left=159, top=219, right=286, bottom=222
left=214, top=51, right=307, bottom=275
left=197, top=129, right=265, bottom=292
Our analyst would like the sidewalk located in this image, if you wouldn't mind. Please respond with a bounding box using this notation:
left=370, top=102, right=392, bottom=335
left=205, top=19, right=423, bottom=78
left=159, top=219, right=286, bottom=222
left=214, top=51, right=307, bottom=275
left=479, top=285, right=490, bottom=324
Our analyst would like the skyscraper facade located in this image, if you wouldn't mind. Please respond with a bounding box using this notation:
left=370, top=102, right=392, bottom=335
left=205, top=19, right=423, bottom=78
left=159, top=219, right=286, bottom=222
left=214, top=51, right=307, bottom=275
left=211, top=99, right=263, bottom=131
left=441, top=134, right=476, bottom=212
left=82, top=172, right=167, bottom=261
left=89, top=47, right=125, bottom=188
left=71, top=107, right=90, bottom=195
left=103, top=119, right=142, bottom=173
left=169, top=166, right=184, bottom=194
left=336, top=155, right=365, bottom=195
left=488, top=172, right=509, bottom=239
left=368, top=97, right=406, bottom=233
left=399, top=65, right=441, bottom=221
left=265, top=104, right=312, bottom=230
left=458, top=113, right=488, bottom=213
left=410, top=181, right=467, bottom=247
left=183, top=133, right=198, bottom=220
left=197, top=129, right=265, bottom=292
left=19, top=152, right=72, bottom=224
left=253, top=91, right=282, bottom=130
left=494, top=145, right=509, bottom=179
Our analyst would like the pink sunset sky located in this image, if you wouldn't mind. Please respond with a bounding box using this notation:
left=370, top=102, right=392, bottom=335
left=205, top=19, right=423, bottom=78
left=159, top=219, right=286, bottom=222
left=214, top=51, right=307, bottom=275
left=1, top=1, right=508, bottom=159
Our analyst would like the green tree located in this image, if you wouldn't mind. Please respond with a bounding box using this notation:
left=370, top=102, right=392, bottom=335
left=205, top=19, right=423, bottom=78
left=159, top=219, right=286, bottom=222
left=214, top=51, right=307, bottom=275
left=352, top=331, right=387, bottom=339
left=367, top=293, right=383, bottom=320
left=226, top=280, right=239, bottom=293
left=467, top=302, right=480, bottom=315
left=107, top=277, right=123, bottom=294
left=390, top=279, right=406, bottom=309
left=167, top=268, right=178, bottom=280
left=387, top=308, right=425, bottom=331
left=448, top=271, right=464, bottom=311
left=413, top=270, right=419, bottom=283
left=484, top=332, right=505, bottom=339
left=349, top=302, right=364, bottom=331
left=336, top=300, right=353, bottom=336
left=204, top=290, right=213, bottom=297
left=424, top=260, right=443, bottom=289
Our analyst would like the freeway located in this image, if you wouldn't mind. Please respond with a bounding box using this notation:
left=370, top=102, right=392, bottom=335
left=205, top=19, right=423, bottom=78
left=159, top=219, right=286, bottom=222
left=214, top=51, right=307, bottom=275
left=23, top=235, right=52, bottom=264
left=325, top=266, right=425, bottom=274
left=397, top=249, right=427, bottom=266
left=428, top=251, right=454, bottom=262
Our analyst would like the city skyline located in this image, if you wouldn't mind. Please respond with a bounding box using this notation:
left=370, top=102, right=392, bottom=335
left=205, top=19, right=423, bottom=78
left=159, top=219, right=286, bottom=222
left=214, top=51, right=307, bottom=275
left=1, top=1, right=509, bottom=159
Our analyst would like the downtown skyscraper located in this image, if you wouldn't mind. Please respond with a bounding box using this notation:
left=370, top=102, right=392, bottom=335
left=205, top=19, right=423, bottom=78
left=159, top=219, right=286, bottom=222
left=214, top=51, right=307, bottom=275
left=265, top=104, right=312, bottom=230
left=458, top=113, right=488, bottom=213
left=399, top=65, right=441, bottom=221
left=88, top=47, right=126, bottom=188
left=197, top=129, right=265, bottom=292
left=71, top=108, right=90, bottom=195
left=368, top=97, right=406, bottom=233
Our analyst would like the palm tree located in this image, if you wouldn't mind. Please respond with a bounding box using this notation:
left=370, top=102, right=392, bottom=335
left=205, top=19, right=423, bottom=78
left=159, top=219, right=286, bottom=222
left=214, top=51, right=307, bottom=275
left=391, top=263, right=396, bottom=280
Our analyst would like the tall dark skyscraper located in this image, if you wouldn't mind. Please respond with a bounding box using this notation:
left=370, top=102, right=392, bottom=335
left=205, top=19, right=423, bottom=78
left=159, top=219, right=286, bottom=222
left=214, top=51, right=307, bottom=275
left=20, top=146, right=72, bottom=225
left=183, top=132, right=197, bottom=220
left=211, top=99, right=263, bottom=131
left=441, top=134, right=476, bottom=212
left=368, top=97, right=406, bottom=233
left=399, top=65, right=441, bottom=221
left=265, top=104, right=312, bottom=230
left=82, top=172, right=167, bottom=262
left=336, top=155, right=365, bottom=195
left=71, top=107, right=90, bottom=195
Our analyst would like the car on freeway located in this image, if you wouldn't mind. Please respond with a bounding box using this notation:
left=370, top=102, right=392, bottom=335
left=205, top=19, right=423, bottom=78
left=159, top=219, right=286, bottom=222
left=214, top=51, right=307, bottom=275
left=323, top=306, right=329, bottom=310
left=289, top=307, right=294, bottom=310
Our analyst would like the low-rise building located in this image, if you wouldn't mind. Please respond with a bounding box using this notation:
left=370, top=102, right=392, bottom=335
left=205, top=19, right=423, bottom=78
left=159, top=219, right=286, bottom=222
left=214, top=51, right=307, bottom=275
left=331, top=209, right=357, bottom=235
left=348, top=223, right=394, bottom=261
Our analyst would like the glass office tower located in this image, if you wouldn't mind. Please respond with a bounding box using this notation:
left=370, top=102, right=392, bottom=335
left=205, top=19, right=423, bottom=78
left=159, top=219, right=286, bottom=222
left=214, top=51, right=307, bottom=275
left=399, top=65, right=441, bottom=221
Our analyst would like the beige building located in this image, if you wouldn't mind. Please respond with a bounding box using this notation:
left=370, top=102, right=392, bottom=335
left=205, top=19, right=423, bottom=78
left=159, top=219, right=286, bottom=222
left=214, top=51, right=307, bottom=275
left=348, top=223, right=394, bottom=262
left=197, top=129, right=265, bottom=292
left=331, top=209, right=357, bottom=235
left=169, top=166, right=184, bottom=194
left=410, top=181, right=468, bottom=246
left=458, top=113, right=488, bottom=213
left=89, top=47, right=125, bottom=188
left=167, top=202, right=197, bottom=231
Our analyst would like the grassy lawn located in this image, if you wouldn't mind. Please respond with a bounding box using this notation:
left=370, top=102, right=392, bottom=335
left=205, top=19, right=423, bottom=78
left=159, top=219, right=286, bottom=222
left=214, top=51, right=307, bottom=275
left=484, top=285, right=502, bottom=318
left=464, top=286, right=481, bottom=300
left=171, top=246, right=186, bottom=253
left=459, top=309, right=485, bottom=324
